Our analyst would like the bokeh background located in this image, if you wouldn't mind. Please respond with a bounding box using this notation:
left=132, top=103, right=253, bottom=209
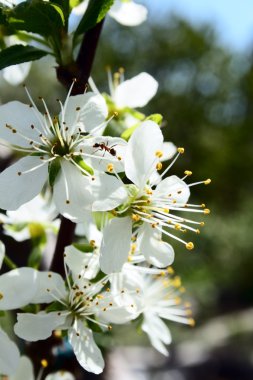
left=1, top=1, right=253, bottom=379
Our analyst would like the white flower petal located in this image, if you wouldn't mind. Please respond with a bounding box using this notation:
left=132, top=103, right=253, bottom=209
left=14, top=312, right=67, bottom=342
left=142, top=313, right=171, bottom=356
left=68, top=321, right=104, bottom=374
left=160, top=142, right=177, bottom=162
left=109, top=0, right=148, bottom=26
left=0, top=241, right=5, bottom=269
left=3, top=226, right=31, bottom=242
left=80, top=136, right=127, bottom=173
left=0, top=268, right=38, bottom=310
left=125, top=121, right=163, bottom=188
left=68, top=0, right=89, bottom=34
left=138, top=224, right=174, bottom=267
left=92, top=173, right=128, bottom=212
left=30, top=271, right=67, bottom=304
left=3, top=62, right=31, bottom=86
left=9, top=356, right=34, bottom=380
left=100, top=217, right=132, bottom=274
left=6, top=194, right=58, bottom=224
left=0, top=156, right=48, bottom=211
left=0, top=101, right=43, bottom=147
left=45, top=371, right=75, bottom=380
left=64, top=245, right=99, bottom=280
left=53, top=161, right=93, bottom=222
left=114, top=72, right=158, bottom=108
left=154, top=175, right=190, bottom=204
left=61, top=93, right=108, bottom=134
left=0, top=329, right=20, bottom=376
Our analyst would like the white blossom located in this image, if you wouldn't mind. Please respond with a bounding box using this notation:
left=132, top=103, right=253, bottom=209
left=108, top=0, right=148, bottom=27
left=1, top=194, right=59, bottom=242
left=11, top=255, right=139, bottom=374
left=100, top=121, right=210, bottom=273
left=0, top=85, right=127, bottom=221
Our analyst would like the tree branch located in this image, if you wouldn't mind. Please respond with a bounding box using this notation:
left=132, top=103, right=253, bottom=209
left=51, top=20, right=105, bottom=275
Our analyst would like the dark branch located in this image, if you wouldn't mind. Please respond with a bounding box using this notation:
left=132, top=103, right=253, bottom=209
left=56, top=20, right=104, bottom=95
left=51, top=20, right=105, bottom=275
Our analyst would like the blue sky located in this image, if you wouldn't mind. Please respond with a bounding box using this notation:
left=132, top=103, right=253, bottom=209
left=143, top=0, right=253, bottom=52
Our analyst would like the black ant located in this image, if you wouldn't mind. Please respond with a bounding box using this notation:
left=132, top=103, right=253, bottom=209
left=93, top=141, right=117, bottom=157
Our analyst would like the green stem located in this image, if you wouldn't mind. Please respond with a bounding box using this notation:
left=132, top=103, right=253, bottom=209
left=3, top=255, right=17, bottom=270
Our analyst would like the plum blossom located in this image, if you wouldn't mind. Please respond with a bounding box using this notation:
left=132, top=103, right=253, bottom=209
left=0, top=84, right=127, bottom=221
left=108, top=0, right=148, bottom=26
left=0, top=194, right=59, bottom=242
left=107, top=71, right=158, bottom=110
left=99, top=121, right=210, bottom=273
left=8, top=254, right=139, bottom=374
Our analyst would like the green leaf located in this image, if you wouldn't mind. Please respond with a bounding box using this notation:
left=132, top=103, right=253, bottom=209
left=0, top=7, right=7, bottom=24
left=121, top=123, right=140, bottom=141
left=74, top=0, right=114, bottom=37
left=73, top=242, right=94, bottom=252
left=28, top=245, right=43, bottom=269
left=48, top=158, right=61, bottom=187
left=8, top=1, right=64, bottom=37
left=0, top=44, right=48, bottom=70
left=145, top=113, right=163, bottom=125
left=74, top=156, right=94, bottom=176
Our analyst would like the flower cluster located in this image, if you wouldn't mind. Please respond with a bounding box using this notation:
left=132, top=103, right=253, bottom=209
left=0, top=74, right=210, bottom=375
left=0, top=1, right=211, bottom=377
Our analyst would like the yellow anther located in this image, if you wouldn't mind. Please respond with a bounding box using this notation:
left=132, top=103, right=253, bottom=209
left=113, top=111, right=118, bottom=117
left=172, top=277, right=181, bottom=288
left=204, top=178, right=211, bottom=185
left=131, top=243, right=137, bottom=253
left=146, top=188, right=153, bottom=195
left=119, top=67, right=125, bottom=73
left=107, top=163, right=114, bottom=173
left=156, top=162, right=163, bottom=171
left=108, top=325, right=112, bottom=331
left=167, top=266, right=174, bottom=274
left=185, top=301, right=192, bottom=308
left=54, top=330, right=62, bottom=338
left=132, top=214, right=141, bottom=222
left=177, top=147, right=184, bottom=154
left=201, top=203, right=206, bottom=208
left=90, top=239, right=96, bottom=247
left=186, top=242, right=194, bottom=250
left=96, top=294, right=104, bottom=299
left=128, top=256, right=132, bottom=262
left=196, top=229, right=200, bottom=234
left=174, top=223, right=181, bottom=230
left=155, top=150, right=163, bottom=158
left=117, top=156, right=122, bottom=161
left=184, top=170, right=192, bottom=176
left=151, top=223, right=157, bottom=228
left=0, top=293, right=3, bottom=300
left=179, top=286, right=186, bottom=293
left=200, top=222, right=205, bottom=227
left=204, top=208, right=210, bottom=215
left=41, top=359, right=48, bottom=368
left=174, top=296, right=181, bottom=305
left=163, top=208, right=169, bottom=213
left=188, top=318, right=195, bottom=327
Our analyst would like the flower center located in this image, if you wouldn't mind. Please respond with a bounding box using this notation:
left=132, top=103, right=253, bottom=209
left=51, top=139, right=70, bottom=157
